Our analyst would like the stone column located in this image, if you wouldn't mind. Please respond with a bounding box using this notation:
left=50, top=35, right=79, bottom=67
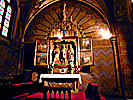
left=110, top=35, right=125, bottom=97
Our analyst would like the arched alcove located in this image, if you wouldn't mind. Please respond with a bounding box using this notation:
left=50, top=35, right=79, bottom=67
left=22, top=0, right=118, bottom=95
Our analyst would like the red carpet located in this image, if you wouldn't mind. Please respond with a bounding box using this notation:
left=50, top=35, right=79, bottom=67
left=21, top=91, right=106, bottom=100
left=22, top=91, right=87, bottom=100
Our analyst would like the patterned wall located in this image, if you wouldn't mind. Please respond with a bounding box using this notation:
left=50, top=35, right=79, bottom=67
left=91, top=39, right=116, bottom=94
left=114, top=0, right=132, bottom=96
left=115, top=22, right=132, bottom=96
left=0, top=43, right=19, bottom=79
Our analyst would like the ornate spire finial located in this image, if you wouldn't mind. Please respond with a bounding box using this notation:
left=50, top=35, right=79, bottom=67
left=63, top=3, right=67, bottom=21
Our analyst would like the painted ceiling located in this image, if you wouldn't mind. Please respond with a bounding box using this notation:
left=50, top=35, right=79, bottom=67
left=24, top=0, right=110, bottom=42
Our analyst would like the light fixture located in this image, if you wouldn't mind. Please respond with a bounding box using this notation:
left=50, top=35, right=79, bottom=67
left=98, top=28, right=112, bottom=39
left=57, top=31, right=63, bottom=39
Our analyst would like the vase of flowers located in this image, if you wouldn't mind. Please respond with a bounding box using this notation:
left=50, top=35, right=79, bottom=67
left=50, top=63, right=54, bottom=74
left=70, top=62, right=74, bottom=74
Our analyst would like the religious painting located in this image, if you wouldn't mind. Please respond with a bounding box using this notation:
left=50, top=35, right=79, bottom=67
left=80, top=52, right=93, bottom=65
left=79, top=37, right=93, bottom=66
left=79, top=37, right=92, bottom=51
left=37, top=40, right=47, bottom=52
left=36, top=53, right=47, bottom=65
left=34, top=40, right=48, bottom=66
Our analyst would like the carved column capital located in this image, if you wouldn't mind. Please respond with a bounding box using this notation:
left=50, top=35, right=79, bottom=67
left=110, top=35, right=117, bottom=42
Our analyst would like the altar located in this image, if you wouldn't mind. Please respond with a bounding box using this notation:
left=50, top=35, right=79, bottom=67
left=33, top=4, right=94, bottom=96
left=39, top=74, right=82, bottom=91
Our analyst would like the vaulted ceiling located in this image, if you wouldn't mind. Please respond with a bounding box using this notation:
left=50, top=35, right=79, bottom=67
left=22, top=0, right=112, bottom=42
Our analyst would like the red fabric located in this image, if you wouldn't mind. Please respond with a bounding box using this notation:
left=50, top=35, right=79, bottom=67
left=23, top=91, right=106, bottom=100
left=12, top=82, right=33, bottom=85
left=54, top=65, right=68, bottom=68
left=90, top=82, right=99, bottom=86
left=99, top=93, right=106, bottom=100
left=26, top=91, right=86, bottom=100
left=13, top=93, right=30, bottom=99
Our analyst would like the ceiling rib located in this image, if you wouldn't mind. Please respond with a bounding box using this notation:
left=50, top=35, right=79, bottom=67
left=35, top=28, right=48, bottom=33
left=83, top=24, right=95, bottom=31
left=39, top=23, right=49, bottom=28
left=72, top=8, right=81, bottom=21
left=54, top=9, right=60, bottom=21
left=43, top=16, right=53, bottom=25
left=68, top=7, right=75, bottom=20
left=77, top=15, right=86, bottom=24
left=49, top=12, right=56, bottom=22
left=84, top=31, right=96, bottom=35
left=80, top=19, right=91, bottom=26
left=73, top=9, right=81, bottom=21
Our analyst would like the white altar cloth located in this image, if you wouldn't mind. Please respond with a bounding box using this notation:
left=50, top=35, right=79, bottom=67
left=39, top=74, right=82, bottom=84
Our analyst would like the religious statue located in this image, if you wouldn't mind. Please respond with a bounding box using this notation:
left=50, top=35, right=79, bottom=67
left=60, top=44, right=67, bottom=64
left=53, top=45, right=60, bottom=64
left=63, top=3, right=67, bottom=22
left=67, top=44, right=74, bottom=64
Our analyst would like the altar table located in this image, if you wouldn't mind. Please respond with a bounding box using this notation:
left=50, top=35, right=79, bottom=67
left=39, top=74, right=82, bottom=90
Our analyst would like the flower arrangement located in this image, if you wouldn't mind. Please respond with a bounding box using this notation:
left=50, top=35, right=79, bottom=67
left=50, top=65, right=54, bottom=69
left=50, top=63, right=54, bottom=70
left=70, top=62, right=74, bottom=70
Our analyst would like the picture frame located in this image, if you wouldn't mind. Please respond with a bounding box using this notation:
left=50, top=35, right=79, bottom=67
left=37, top=40, right=47, bottom=53
left=80, top=51, right=93, bottom=65
left=79, top=37, right=92, bottom=51
left=34, top=39, right=48, bottom=66
left=78, top=37, right=93, bottom=66
left=36, top=53, right=47, bottom=65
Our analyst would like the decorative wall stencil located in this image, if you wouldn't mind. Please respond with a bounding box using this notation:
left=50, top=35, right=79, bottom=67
left=79, top=73, right=92, bottom=91
left=91, top=39, right=116, bottom=94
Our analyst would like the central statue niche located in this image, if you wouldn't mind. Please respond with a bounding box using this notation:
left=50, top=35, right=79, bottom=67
left=50, top=39, right=77, bottom=66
